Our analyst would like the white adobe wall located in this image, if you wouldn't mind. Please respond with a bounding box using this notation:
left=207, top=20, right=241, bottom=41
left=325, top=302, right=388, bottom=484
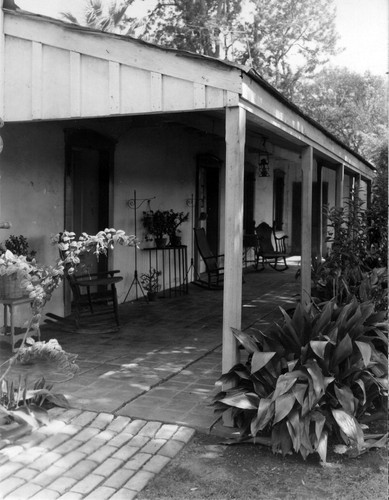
left=0, top=122, right=66, bottom=326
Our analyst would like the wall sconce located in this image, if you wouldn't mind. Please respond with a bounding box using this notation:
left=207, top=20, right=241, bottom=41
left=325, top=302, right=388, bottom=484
left=257, top=156, right=270, bottom=177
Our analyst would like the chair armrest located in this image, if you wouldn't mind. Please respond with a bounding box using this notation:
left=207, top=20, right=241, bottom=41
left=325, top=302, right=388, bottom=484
left=76, top=270, right=121, bottom=279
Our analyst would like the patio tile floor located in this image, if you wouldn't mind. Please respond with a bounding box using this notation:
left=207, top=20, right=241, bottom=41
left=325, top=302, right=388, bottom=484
left=0, top=266, right=300, bottom=498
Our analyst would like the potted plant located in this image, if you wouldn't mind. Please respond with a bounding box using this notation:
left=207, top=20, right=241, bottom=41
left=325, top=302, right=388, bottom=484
left=166, top=210, right=189, bottom=246
left=0, top=236, right=36, bottom=299
left=142, top=210, right=170, bottom=248
left=0, top=235, right=36, bottom=261
left=140, top=268, right=162, bottom=300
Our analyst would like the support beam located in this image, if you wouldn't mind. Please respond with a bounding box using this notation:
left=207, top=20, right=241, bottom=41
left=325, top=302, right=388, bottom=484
left=335, top=163, right=344, bottom=208
left=301, top=146, right=313, bottom=309
left=0, top=0, right=5, bottom=119
left=222, top=106, right=246, bottom=375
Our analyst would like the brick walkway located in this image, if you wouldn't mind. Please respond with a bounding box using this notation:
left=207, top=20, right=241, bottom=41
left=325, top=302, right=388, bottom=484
left=0, top=267, right=299, bottom=499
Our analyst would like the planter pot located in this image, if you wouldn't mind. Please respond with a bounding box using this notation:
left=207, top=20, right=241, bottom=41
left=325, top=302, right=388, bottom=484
left=169, top=235, right=182, bottom=247
left=155, top=238, right=167, bottom=249
left=0, top=273, right=25, bottom=299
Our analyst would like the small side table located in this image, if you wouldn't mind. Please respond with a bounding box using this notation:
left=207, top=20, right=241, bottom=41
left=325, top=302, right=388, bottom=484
left=0, top=296, right=40, bottom=352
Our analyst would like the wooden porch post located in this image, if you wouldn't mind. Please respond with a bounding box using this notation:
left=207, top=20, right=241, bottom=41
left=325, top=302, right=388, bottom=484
left=316, top=163, right=323, bottom=260
left=222, top=105, right=246, bottom=375
left=335, top=163, right=345, bottom=208
left=0, top=0, right=4, bottom=121
left=301, top=146, right=313, bottom=309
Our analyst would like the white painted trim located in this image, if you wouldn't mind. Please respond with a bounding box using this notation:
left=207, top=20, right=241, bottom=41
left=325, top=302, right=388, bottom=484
left=193, top=83, right=205, bottom=109
left=150, top=72, right=162, bottom=112
left=0, top=2, right=5, bottom=119
left=109, top=61, right=120, bottom=114
left=31, top=41, right=42, bottom=119
left=4, top=13, right=241, bottom=94
left=222, top=105, right=246, bottom=375
left=240, top=96, right=373, bottom=180
left=69, top=51, right=81, bottom=117
left=335, top=163, right=345, bottom=208
left=301, top=146, right=313, bottom=309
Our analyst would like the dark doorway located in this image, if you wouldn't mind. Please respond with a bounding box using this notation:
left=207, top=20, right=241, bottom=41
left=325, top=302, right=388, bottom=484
left=196, top=154, right=221, bottom=257
left=64, top=129, right=116, bottom=309
left=273, top=170, right=285, bottom=231
left=244, top=171, right=255, bottom=233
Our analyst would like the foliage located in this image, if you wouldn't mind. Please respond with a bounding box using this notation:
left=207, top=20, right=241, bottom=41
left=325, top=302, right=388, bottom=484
left=313, top=189, right=388, bottom=308
left=140, top=268, right=162, bottom=293
left=142, top=210, right=188, bottom=241
left=0, top=228, right=136, bottom=442
left=61, top=0, right=138, bottom=34
left=366, top=142, right=388, bottom=267
left=236, top=0, right=339, bottom=98
left=212, top=299, right=388, bottom=461
left=0, top=374, right=70, bottom=442
left=142, top=0, right=243, bottom=59
left=0, top=235, right=36, bottom=260
left=165, top=210, right=189, bottom=237
left=294, top=68, right=387, bottom=156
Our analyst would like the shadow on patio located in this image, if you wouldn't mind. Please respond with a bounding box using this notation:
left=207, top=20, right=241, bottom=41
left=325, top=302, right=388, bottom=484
left=1, top=266, right=300, bottom=434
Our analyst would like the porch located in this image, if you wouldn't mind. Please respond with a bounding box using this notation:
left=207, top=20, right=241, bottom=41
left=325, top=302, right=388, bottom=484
left=1, top=265, right=299, bottom=435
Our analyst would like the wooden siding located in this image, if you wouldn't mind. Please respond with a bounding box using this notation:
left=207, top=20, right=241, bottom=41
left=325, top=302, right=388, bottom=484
left=3, top=13, right=241, bottom=121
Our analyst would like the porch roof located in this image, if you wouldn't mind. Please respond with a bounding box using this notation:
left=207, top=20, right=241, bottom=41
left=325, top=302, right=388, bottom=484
left=0, top=7, right=374, bottom=178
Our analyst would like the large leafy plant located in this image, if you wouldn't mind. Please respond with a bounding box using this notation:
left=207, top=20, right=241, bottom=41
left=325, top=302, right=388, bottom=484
left=213, top=299, right=387, bottom=462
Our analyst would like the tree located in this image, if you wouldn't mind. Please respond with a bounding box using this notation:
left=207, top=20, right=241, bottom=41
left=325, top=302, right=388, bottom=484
left=235, top=0, right=340, bottom=98
left=143, top=0, right=340, bottom=98
left=142, top=0, right=244, bottom=59
left=61, top=0, right=138, bottom=34
left=293, top=68, right=387, bottom=158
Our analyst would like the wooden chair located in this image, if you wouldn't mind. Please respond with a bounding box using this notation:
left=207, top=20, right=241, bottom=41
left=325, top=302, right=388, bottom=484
left=194, top=228, right=224, bottom=289
left=49, top=249, right=124, bottom=332
left=255, top=222, right=289, bottom=271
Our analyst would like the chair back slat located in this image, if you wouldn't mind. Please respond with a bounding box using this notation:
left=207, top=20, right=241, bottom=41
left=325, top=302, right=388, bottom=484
left=255, top=222, right=275, bottom=253
left=194, top=228, right=218, bottom=271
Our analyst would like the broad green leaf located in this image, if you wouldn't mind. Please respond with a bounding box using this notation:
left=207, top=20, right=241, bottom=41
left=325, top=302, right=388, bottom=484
left=359, top=301, right=375, bottom=325
left=292, top=383, right=308, bottom=406
left=280, top=308, right=302, bottom=349
left=220, top=391, right=258, bottom=410
left=231, top=328, right=259, bottom=354
left=310, top=340, right=329, bottom=359
left=354, top=379, right=366, bottom=406
left=331, top=409, right=364, bottom=451
left=316, top=430, right=328, bottom=463
left=305, top=360, right=325, bottom=399
left=331, top=333, right=353, bottom=367
left=272, top=375, right=298, bottom=401
left=286, top=408, right=301, bottom=452
left=273, top=393, right=296, bottom=424
left=251, top=351, right=276, bottom=374
left=46, top=393, right=70, bottom=409
left=313, top=300, right=334, bottom=336
left=287, top=360, right=298, bottom=372
left=251, top=398, right=272, bottom=435
left=355, top=341, right=372, bottom=367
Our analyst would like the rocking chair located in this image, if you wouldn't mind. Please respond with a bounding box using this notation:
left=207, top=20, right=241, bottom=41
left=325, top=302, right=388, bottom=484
left=194, top=228, right=224, bottom=289
left=255, top=222, right=289, bottom=271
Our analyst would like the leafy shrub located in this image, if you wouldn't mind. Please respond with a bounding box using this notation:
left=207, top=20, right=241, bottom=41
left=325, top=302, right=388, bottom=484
left=212, top=299, right=388, bottom=462
left=312, top=189, right=388, bottom=308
